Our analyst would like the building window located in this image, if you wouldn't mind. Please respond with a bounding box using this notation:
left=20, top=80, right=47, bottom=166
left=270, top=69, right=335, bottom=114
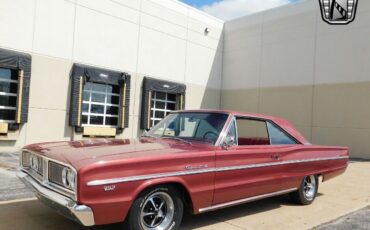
left=141, top=77, right=186, bottom=130
left=69, top=64, right=131, bottom=136
left=0, top=68, right=18, bottom=123
left=0, top=48, right=32, bottom=132
left=150, top=92, right=177, bottom=126
left=81, top=82, right=120, bottom=127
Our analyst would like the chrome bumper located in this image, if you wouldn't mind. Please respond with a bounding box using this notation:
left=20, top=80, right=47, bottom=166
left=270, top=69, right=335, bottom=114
left=17, top=171, right=95, bottom=226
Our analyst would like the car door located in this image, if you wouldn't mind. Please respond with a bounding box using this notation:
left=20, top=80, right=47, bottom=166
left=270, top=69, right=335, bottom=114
left=213, top=116, right=286, bottom=204
left=265, top=121, right=306, bottom=190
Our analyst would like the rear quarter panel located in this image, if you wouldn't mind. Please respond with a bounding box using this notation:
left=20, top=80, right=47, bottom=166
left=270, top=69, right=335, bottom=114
left=279, top=145, right=349, bottom=190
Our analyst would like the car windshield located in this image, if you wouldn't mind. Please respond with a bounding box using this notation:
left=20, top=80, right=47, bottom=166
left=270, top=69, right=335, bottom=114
left=146, top=112, right=229, bottom=145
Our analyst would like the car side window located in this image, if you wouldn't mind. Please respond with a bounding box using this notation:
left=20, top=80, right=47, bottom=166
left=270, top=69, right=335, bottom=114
left=235, top=118, right=270, bottom=146
left=266, top=121, right=297, bottom=145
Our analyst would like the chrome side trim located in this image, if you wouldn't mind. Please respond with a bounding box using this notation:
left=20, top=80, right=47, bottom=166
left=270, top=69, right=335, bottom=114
left=17, top=171, right=94, bottom=226
left=198, top=188, right=297, bottom=213
left=215, top=156, right=349, bottom=172
left=87, top=167, right=215, bottom=186
left=86, top=156, right=348, bottom=186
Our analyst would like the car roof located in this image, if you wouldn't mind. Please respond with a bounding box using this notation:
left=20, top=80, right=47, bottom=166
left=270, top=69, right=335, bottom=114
left=177, top=109, right=279, bottom=120
left=176, top=109, right=310, bottom=144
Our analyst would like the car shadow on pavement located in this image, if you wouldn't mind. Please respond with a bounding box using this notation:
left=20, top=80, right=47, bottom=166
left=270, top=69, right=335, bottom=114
left=0, top=195, right=303, bottom=230
left=181, top=194, right=299, bottom=229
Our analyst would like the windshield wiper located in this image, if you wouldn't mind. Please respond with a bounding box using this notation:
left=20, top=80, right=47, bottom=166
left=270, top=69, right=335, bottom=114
left=161, top=136, right=192, bottom=145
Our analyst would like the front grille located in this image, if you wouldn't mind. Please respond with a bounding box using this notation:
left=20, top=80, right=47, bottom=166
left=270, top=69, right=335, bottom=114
left=48, top=161, right=65, bottom=187
left=22, top=151, right=44, bottom=176
left=21, top=151, right=77, bottom=200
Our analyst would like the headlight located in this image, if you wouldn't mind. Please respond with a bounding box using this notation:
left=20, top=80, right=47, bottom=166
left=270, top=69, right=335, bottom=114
left=62, top=167, right=76, bottom=190
left=49, top=161, right=77, bottom=191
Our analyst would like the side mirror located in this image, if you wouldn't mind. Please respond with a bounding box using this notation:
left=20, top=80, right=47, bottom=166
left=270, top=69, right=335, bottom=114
left=141, top=130, right=149, bottom=137
left=222, top=136, right=236, bottom=149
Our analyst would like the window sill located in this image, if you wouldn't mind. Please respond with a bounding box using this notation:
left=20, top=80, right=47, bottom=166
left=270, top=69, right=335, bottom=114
left=83, top=126, right=116, bottom=137
left=0, top=130, right=19, bottom=141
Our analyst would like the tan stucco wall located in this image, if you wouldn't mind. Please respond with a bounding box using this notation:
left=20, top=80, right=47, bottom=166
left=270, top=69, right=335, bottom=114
left=221, top=83, right=370, bottom=159
left=221, top=0, right=370, bottom=159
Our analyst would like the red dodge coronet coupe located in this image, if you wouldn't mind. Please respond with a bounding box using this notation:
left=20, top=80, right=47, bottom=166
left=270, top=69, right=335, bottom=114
left=18, top=110, right=348, bottom=230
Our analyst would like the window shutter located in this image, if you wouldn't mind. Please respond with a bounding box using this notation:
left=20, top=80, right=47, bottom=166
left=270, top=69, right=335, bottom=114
left=118, top=73, right=131, bottom=130
left=69, top=74, right=84, bottom=129
left=140, top=89, right=151, bottom=130
left=176, top=93, right=185, bottom=110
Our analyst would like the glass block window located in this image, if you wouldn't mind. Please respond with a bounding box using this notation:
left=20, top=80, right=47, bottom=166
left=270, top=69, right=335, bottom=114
left=150, top=92, right=177, bottom=127
left=0, top=68, right=18, bottom=123
left=82, top=82, right=120, bottom=127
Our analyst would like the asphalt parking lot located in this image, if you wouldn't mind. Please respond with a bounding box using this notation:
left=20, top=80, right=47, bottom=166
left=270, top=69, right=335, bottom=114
left=0, top=156, right=369, bottom=230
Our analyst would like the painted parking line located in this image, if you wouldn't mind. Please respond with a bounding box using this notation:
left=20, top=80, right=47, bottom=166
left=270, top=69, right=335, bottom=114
left=0, top=197, right=36, bottom=205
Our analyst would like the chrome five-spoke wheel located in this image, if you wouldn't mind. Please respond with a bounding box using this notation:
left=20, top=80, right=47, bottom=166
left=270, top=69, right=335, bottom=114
left=290, top=174, right=318, bottom=205
left=140, top=192, right=175, bottom=230
left=303, top=175, right=316, bottom=201
left=128, top=186, right=183, bottom=230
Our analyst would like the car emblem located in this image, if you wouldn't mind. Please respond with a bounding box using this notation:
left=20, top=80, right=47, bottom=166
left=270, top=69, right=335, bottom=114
left=185, top=164, right=208, bottom=170
left=104, top=185, right=116, bottom=191
left=319, top=0, right=359, bottom=25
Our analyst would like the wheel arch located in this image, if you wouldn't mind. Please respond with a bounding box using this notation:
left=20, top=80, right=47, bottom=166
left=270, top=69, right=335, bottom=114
left=132, top=178, right=195, bottom=214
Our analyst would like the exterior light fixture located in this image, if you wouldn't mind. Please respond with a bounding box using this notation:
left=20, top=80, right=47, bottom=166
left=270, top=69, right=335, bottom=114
left=204, top=27, right=210, bottom=35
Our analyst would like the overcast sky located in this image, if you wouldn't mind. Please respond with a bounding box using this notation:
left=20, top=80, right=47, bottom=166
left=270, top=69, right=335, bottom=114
left=182, top=0, right=301, bottom=20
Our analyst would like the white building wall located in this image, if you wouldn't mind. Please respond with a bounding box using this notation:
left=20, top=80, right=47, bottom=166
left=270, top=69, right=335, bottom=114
left=0, top=0, right=224, bottom=151
left=0, top=0, right=223, bottom=84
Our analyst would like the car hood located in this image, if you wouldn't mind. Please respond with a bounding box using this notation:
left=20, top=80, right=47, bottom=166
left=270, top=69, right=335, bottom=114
left=23, top=138, right=214, bottom=169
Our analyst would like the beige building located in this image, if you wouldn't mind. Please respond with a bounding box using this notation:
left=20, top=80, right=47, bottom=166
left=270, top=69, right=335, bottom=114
left=0, top=0, right=369, bottom=159
left=222, top=0, right=370, bottom=159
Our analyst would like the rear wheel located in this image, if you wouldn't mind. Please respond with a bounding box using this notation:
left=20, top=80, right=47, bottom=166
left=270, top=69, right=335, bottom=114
left=290, top=175, right=318, bottom=205
left=128, top=186, right=183, bottom=230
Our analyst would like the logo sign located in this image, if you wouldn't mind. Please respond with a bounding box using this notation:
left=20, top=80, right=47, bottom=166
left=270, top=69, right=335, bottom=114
left=99, top=73, right=109, bottom=78
left=319, top=0, right=358, bottom=25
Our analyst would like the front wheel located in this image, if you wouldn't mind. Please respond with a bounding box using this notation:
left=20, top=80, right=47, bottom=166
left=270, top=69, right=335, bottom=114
left=128, top=186, right=183, bottom=230
left=290, top=175, right=318, bottom=205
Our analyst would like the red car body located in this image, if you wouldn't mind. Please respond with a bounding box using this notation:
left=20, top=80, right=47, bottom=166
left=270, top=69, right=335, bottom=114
left=18, top=110, right=349, bottom=226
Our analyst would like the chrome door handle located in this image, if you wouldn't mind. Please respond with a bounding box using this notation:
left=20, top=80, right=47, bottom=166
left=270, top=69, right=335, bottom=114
left=271, top=154, right=280, bottom=160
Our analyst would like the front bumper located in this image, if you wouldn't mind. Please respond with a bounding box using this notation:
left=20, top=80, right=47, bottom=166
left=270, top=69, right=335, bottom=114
left=17, top=171, right=95, bottom=226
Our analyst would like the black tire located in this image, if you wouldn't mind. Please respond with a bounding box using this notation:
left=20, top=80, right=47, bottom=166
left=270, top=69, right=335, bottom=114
left=127, top=186, right=183, bottom=230
left=290, top=175, right=319, bottom=205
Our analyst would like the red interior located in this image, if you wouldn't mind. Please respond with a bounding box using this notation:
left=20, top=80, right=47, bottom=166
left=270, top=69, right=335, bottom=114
left=238, top=137, right=270, bottom=145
